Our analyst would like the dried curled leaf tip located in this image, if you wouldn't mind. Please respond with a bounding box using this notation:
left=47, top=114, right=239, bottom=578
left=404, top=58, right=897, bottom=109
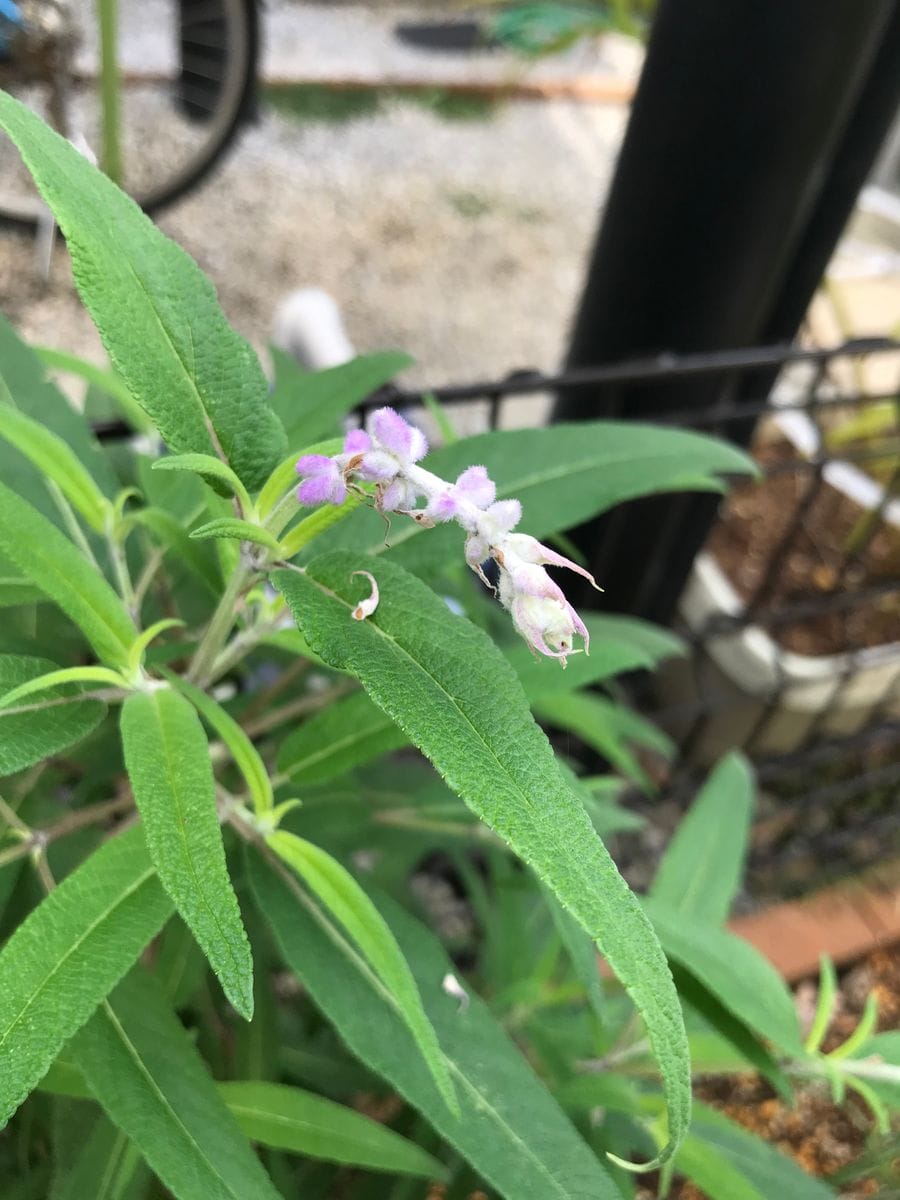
left=350, top=570, right=379, bottom=621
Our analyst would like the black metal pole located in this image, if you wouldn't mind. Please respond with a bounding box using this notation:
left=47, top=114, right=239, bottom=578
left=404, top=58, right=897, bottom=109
left=555, top=0, right=899, bottom=624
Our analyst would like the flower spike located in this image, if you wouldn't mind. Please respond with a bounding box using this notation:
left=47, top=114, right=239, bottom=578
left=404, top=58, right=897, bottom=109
left=294, top=408, right=601, bottom=664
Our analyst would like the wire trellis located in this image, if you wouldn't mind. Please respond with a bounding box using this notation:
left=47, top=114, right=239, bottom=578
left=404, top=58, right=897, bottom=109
left=383, top=336, right=900, bottom=887
left=94, top=335, right=900, bottom=885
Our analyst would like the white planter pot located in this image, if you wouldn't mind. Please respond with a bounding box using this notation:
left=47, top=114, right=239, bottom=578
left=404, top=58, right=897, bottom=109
left=660, top=550, right=900, bottom=764
left=660, top=188, right=900, bottom=763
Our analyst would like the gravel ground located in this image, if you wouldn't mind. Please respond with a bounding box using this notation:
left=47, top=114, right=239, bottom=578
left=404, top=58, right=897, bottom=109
left=0, top=6, right=631, bottom=422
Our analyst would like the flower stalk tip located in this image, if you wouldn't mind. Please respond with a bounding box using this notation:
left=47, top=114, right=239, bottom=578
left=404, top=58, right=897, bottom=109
left=295, top=408, right=600, bottom=663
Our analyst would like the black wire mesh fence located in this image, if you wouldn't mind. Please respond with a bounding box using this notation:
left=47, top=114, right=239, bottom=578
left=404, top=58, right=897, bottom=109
left=384, top=336, right=900, bottom=892
left=95, top=335, right=900, bottom=890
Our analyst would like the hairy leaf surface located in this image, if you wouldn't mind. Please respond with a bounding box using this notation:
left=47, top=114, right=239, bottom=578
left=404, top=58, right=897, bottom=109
left=0, top=654, right=106, bottom=775
left=72, top=971, right=281, bottom=1200
left=0, top=825, right=172, bottom=1126
left=167, top=673, right=273, bottom=815
left=275, top=553, right=690, bottom=1164
left=0, top=481, right=135, bottom=667
left=120, top=689, right=253, bottom=1018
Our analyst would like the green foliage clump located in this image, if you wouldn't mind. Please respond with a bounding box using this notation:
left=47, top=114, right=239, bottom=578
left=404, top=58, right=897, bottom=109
left=0, top=88, right=895, bottom=1200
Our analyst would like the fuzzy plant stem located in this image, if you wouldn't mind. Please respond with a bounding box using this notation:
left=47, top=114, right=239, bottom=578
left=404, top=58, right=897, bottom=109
left=188, top=562, right=254, bottom=687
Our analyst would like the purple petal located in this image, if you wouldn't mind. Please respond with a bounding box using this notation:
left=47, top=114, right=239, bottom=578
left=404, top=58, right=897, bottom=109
left=328, top=479, right=348, bottom=505
left=343, top=429, right=372, bottom=455
left=298, top=474, right=339, bottom=505
left=296, top=453, right=335, bottom=477
left=454, top=465, right=496, bottom=508
left=371, top=407, right=415, bottom=457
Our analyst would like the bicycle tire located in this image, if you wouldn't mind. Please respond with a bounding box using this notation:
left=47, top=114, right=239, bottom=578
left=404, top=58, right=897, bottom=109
left=0, top=0, right=259, bottom=230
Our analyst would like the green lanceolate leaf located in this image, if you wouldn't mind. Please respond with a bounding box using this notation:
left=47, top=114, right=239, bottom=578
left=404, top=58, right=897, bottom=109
left=650, top=752, right=754, bottom=926
left=56, top=1115, right=149, bottom=1200
left=0, top=665, right=127, bottom=710
left=0, top=406, right=111, bottom=533
left=165, top=673, right=273, bottom=815
left=643, top=900, right=802, bottom=1056
left=35, top=344, right=153, bottom=436
left=125, top=507, right=219, bottom=594
left=152, top=454, right=253, bottom=511
left=39, top=1052, right=444, bottom=1182
left=675, top=1132, right=771, bottom=1200
left=190, top=518, right=282, bottom=555
left=674, top=966, right=792, bottom=1101
left=0, top=91, right=286, bottom=491
left=269, top=348, right=412, bottom=447
left=0, top=480, right=135, bottom=668
left=0, top=577, right=44, bottom=608
left=0, top=824, right=172, bottom=1126
left=275, top=553, right=690, bottom=1167
left=267, top=830, right=456, bottom=1113
left=250, top=851, right=620, bottom=1200
left=120, top=689, right=253, bottom=1018
left=0, top=654, right=107, bottom=775
left=0, top=314, right=117, bottom=517
left=277, top=689, right=408, bottom=785
left=71, top=970, right=282, bottom=1200
left=314, top=421, right=757, bottom=570
left=219, top=1080, right=446, bottom=1178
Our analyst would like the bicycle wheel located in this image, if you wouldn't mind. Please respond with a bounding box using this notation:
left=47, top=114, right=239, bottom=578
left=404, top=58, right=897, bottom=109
left=0, top=0, right=258, bottom=228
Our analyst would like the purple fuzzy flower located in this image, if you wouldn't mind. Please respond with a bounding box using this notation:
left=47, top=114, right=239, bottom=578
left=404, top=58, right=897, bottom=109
left=371, top=407, right=428, bottom=462
left=291, top=406, right=600, bottom=664
left=343, top=429, right=372, bottom=455
left=295, top=454, right=347, bottom=506
left=453, top=465, right=495, bottom=509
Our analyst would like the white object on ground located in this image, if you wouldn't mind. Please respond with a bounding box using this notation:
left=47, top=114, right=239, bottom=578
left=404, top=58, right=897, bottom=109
left=271, top=287, right=356, bottom=370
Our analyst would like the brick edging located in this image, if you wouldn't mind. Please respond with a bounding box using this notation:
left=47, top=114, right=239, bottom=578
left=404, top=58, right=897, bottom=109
left=729, top=864, right=900, bottom=983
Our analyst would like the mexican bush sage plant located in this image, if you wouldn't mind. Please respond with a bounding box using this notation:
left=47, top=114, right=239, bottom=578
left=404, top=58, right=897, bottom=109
left=1, top=90, right=895, bottom=1200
